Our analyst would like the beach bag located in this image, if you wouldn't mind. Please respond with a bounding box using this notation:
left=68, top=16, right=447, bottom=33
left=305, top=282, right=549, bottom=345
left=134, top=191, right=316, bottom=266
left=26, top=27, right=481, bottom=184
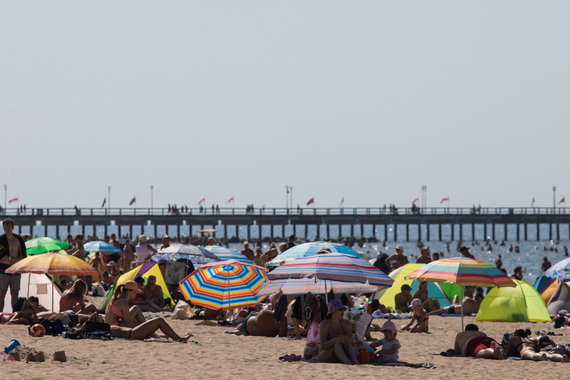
left=303, top=320, right=320, bottom=360
left=38, top=318, right=65, bottom=336
left=171, top=300, right=192, bottom=319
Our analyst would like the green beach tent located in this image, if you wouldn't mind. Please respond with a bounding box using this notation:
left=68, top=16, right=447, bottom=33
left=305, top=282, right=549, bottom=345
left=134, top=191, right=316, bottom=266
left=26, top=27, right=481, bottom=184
left=475, top=279, right=551, bottom=322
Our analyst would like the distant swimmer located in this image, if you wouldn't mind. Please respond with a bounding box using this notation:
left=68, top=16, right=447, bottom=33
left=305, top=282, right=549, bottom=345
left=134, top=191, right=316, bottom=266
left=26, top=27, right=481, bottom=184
left=459, top=246, right=474, bottom=259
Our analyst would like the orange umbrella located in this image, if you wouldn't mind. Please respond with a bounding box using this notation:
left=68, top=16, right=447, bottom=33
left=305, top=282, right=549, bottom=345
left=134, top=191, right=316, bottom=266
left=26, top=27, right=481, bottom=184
left=6, top=251, right=98, bottom=311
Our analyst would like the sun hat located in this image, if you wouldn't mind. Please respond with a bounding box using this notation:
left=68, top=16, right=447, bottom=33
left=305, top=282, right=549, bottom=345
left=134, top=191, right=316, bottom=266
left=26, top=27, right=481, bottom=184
left=395, top=245, right=404, bottom=251
left=410, top=298, right=422, bottom=308
left=124, top=280, right=142, bottom=294
left=380, top=320, right=397, bottom=334
left=138, top=235, right=149, bottom=244
left=327, top=299, right=347, bottom=315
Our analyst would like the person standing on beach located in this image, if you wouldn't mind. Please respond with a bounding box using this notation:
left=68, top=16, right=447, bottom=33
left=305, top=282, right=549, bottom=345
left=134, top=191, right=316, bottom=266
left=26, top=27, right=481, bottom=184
left=240, top=241, right=255, bottom=261
left=385, top=245, right=408, bottom=270
left=135, top=235, right=157, bottom=265
left=416, top=247, right=432, bottom=264
left=0, top=218, right=27, bottom=312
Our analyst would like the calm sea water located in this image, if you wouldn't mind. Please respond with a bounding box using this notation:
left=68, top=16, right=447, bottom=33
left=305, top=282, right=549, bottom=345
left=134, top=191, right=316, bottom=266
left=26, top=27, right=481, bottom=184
left=25, top=223, right=569, bottom=283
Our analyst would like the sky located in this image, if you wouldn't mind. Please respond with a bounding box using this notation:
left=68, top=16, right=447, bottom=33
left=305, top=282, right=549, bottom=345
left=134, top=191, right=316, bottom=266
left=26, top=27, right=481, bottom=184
left=1, top=1, right=569, bottom=209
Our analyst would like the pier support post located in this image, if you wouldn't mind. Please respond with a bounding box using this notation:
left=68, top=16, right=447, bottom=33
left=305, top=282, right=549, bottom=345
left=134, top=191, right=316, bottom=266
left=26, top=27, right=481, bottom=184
left=394, top=224, right=398, bottom=242
left=492, top=224, right=495, bottom=241
left=418, top=224, right=422, bottom=242
left=177, top=224, right=181, bottom=239
left=129, top=225, right=133, bottom=240
left=524, top=223, right=527, bottom=241
left=536, top=223, right=539, bottom=241
left=516, top=224, right=520, bottom=241
left=459, top=224, right=463, bottom=241
left=326, top=224, right=330, bottom=240
left=154, top=224, right=158, bottom=239
left=224, top=224, right=227, bottom=239
left=82, top=224, right=85, bottom=237
left=247, top=224, right=251, bottom=241
left=373, top=224, right=377, bottom=240
left=451, top=224, right=455, bottom=241
left=549, top=224, right=552, bottom=241
left=556, top=223, right=560, bottom=241
left=405, top=224, right=409, bottom=241
left=384, top=224, right=388, bottom=242
left=483, top=223, right=487, bottom=240
left=350, top=224, right=354, bottom=238
left=472, top=224, right=475, bottom=241
left=504, top=223, right=507, bottom=241
left=235, top=224, right=239, bottom=240
left=427, top=224, right=431, bottom=241
left=438, top=224, right=442, bottom=241
left=104, top=224, right=108, bottom=239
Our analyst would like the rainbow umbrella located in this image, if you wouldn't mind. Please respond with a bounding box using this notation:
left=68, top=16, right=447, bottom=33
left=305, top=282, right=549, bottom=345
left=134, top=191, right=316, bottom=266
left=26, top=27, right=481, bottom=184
left=179, top=260, right=267, bottom=319
left=406, top=257, right=516, bottom=330
left=268, top=241, right=364, bottom=266
left=267, top=253, right=393, bottom=288
left=25, top=237, right=70, bottom=255
left=201, top=245, right=252, bottom=263
left=544, top=257, right=570, bottom=280
left=6, top=251, right=98, bottom=311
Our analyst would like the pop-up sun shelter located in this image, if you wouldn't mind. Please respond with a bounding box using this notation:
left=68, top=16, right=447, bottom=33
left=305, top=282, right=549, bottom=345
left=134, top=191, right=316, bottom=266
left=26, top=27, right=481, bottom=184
left=375, top=264, right=460, bottom=310
left=475, top=279, right=551, bottom=322
left=4, top=273, right=62, bottom=313
left=546, top=279, right=570, bottom=315
left=101, top=263, right=174, bottom=311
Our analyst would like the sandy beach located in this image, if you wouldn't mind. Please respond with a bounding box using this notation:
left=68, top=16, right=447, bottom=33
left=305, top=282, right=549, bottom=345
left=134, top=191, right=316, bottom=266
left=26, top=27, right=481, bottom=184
left=1, top=314, right=568, bottom=379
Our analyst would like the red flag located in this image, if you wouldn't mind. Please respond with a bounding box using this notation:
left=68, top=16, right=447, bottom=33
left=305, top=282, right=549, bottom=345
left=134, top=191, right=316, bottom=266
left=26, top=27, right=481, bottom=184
left=8, top=197, right=18, bottom=204
left=198, top=198, right=206, bottom=205
left=440, top=197, right=449, bottom=203
left=412, top=197, right=419, bottom=204
left=101, top=198, right=106, bottom=208
left=306, top=196, right=315, bottom=206
left=226, top=196, right=234, bottom=203
left=558, top=197, right=566, bottom=205
left=530, top=197, right=535, bottom=207
left=339, top=196, right=344, bottom=207
left=129, top=196, right=136, bottom=206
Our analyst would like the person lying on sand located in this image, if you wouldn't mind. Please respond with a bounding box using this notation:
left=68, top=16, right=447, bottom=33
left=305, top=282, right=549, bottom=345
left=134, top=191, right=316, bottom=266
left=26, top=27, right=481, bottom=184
left=504, top=329, right=568, bottom=362
left=0, top=300, right=37, bottom=325
left=110, top=316, right=193, bottom=342
left=428, top=286, right=482, bottom=315
left=318, top=299, right=357, bottom=364
left=454, top=324, right=504, bottom=359
left=59, top=279, right=98, bottom=314
left=104, top=280, right=147, bottom=327
left=226, top=296, right=288, bottom=337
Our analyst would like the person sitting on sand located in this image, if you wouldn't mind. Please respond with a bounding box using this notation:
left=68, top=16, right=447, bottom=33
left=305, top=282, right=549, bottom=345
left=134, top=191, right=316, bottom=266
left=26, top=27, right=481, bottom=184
left=505, top=329, right=568, bottom=362
left=59, top=279, right=98, bottom=314
left=143, top=275, right=166, bottom=310
left=412, top=281, right=440, bottom=312
left=318, top=299, right=358, bottom=364
left=129, top=277, right=162, bottom=312
left=226, top=295, right=288, bottom=337
left=0, top=299, right=38, bottom=324
left=454, top=324, right=504, bottom=359
left=104, top=280, right=147, bottom=327
left=370, top=320, right=400, bottom=363
left=402, top=298, right=429, bottom=333
left=394, top=284, right=413, bottom=313
left=428, top=286, right=482, bottom=315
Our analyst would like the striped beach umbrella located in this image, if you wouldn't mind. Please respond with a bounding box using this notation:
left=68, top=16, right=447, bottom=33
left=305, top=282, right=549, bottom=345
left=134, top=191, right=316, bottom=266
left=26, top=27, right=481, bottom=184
left=268, top=241, right=363, bottom=266
left=257, top=277, right=379, bottom=296
left=83, top=241, right=121, bottom=253
left=25, top=237, right=70, bottom=255
left=179, top=260, right=267, bottom=312
left=406, top=257, right=516, bottom=331
left=201, top=245, right=252, bottom=263
left=267, top=253, right=393, bottom=288
left=152, top=244, right=216, bottom=266
left=544, top=257, right=570, bottom=280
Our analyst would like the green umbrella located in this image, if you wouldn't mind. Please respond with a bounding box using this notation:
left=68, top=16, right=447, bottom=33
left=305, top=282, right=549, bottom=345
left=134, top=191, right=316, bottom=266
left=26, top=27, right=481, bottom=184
left=25, top=237, right=70, bottom=255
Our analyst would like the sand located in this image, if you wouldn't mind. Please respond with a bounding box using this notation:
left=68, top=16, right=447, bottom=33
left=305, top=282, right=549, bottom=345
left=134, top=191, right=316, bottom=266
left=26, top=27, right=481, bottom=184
left=0, top=315, right=568, bottom=379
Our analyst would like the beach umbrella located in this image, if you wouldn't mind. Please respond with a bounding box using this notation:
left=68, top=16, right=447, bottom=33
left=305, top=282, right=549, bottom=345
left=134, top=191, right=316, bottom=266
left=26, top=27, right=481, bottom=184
left=406, top=257, right=516, bottom=330
left=83, top=241, right=122, bottom=253
left=257, top=276, right=379, bottom=296
left=179, top=260, right=267, bottom=320
left=268, top=241, right=364, bottom=266
left=201, top=245, right=252, bottom=263
left=267, top=253, right=394, bottom=288
left=6, top=250, right=98, bottom=311
left=544, top=257, right=570, bottom=280
left=151, top=244, right=216, bottom=267
left=25, top=237, right=70, bottom=255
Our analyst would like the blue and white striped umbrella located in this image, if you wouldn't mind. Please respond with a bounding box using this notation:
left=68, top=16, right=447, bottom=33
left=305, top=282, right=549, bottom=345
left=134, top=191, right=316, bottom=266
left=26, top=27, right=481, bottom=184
left=268, top=241, right=363, bottom=266
left=201, top=245, right=252, bottom=263
left=544, top=258, right=570, bottom=280
left=83, top=241, right=121, bottom=253
left=152, top=244, right=216, bottom=266
left=257, top=276, right=379, bottom=296
left=267, top=253, right=393, bottom=287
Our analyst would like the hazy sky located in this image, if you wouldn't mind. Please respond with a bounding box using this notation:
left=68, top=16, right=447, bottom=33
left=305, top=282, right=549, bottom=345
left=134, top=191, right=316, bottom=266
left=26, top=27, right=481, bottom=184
left=1, top=1, right=569, bottom=209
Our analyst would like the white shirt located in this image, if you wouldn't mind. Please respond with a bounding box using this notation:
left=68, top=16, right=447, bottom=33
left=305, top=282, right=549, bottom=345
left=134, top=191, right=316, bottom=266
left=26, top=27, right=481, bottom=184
left=135, top=244, right=151, bottom=264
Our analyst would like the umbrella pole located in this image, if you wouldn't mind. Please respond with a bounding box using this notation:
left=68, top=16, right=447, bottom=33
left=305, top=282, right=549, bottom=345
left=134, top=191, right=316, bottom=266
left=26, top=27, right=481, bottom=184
left=52, top=280, right=55, bottom=313
left=27, top=273, right=31, bottom=297
left=325, top=280, right=328, bottom=303
left=460, top=286, right=464, bottom=332
left=227, top=268, right=231, bottom=324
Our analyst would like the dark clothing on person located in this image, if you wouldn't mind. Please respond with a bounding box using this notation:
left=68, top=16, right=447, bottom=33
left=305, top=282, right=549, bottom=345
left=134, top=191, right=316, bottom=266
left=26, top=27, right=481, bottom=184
left=373, top=253, right=391, bottom=274
left=0, top=233, right=27, bottom=272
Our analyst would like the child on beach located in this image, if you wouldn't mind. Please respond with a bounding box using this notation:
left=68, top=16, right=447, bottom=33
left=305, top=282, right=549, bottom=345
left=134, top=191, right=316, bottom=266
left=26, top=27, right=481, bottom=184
left=371, top=320, right=400, bottom=363
left=402, top=298, right=429, bottom=333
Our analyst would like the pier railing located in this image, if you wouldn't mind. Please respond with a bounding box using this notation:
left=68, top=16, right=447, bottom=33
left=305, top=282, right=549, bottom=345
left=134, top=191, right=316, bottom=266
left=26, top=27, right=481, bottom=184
left=2, top=206, right=569, bottom=218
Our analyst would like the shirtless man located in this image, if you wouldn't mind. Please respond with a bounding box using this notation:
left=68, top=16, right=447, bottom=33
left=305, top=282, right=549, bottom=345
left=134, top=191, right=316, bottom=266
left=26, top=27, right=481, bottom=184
left=143, top=276, right=165, bottom=310
left=385, top=245, right=409, bottom=270
left=240, top=241, right=255, bottom=261
left=0, top=218, right=27, bottom=312
left=454, top=324, right=503, bottom=359
left=68, top=234, right=86, bottom=261
left=416, top=247, right=432, bottom=264
left=394, top=284, right=413, bottom=313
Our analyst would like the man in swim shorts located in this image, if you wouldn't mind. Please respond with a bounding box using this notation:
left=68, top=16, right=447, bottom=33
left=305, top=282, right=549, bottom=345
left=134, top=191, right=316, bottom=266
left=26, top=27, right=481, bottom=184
left=454, top=324, right=503, bottom=359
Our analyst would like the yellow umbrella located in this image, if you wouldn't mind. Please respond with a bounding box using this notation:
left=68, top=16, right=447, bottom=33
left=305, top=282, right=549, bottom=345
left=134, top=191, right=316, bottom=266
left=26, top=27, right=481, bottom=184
left=6, top=251, right=98, bottom=311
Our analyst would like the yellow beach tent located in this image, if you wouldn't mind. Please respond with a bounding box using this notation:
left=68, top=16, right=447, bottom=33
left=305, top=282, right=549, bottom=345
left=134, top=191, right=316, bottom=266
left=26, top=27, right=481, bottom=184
left=475, top=279, right=551, bottom=322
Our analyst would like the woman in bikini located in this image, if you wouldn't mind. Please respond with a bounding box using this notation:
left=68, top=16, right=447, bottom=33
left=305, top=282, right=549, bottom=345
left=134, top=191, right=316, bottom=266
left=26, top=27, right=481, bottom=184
left=105, top=280, right=192, bottom=341
left=412, top=281, right=440, bottom=312
left=0, top=300, right=38, bottom=325
left=59, top=279, right=98, bottom=314
left=505, top=329, right=568, bottom=362
left=402, top=298, right=429, bottom=333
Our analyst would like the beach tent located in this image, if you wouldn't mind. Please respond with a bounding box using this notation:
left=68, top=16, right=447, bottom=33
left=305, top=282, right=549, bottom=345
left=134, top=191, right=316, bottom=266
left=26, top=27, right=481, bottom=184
left=101, top=263, right=174, bottom=311
left=475, top=280, right=550, bottom=322
left=534, top=274, right=557, bottom=303
left=4, top=273, right=62, bottom=313
left=546, top=280, right=570, bottom=315
left=375, top=264, right=459, bottom=310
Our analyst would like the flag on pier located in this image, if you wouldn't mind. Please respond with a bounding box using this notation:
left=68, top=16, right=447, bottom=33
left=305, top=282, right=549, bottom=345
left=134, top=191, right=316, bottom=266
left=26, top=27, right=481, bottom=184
left=440, top=197, right=449, bottom=203
left=8, top=197, right=18, bottom=204
left=226, top=196, right=234, bottom=203
left=412, top=197, right=419, bottom=204
left=129, top=196, right=136, bottom=206
left=101, top=198, right=106, bottom=208
left=558, top=197, right=566, bottom=205
left=530, top=197, right=535, bottom=207
left=198, top=198, right=206, bottom=205
left=339, top=196, right=344, bottom=207
left=306, top=196, right=315, bottom=206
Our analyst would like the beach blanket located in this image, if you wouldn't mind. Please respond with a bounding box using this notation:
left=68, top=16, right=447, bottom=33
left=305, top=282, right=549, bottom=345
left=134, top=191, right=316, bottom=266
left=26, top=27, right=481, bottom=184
left=371, top=311, right=412, bottom=319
